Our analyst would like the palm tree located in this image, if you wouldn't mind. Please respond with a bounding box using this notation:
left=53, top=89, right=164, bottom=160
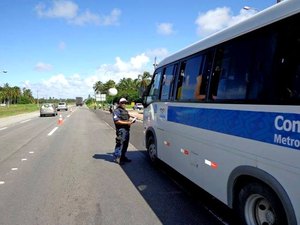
left=22, top=88, right=34, bottom=103
left=137, top=71, right=152, bottom=97
left=12, top=86, right=21, bottom=104
left=117, top=78, right=136, bottom=91
left=2, top=83, right=12, bottom=105
left=0, top=87, right=4, bottom=104
left=103, top=80, right=116, bottom=94
left=93, top=81, right=104, bottom=94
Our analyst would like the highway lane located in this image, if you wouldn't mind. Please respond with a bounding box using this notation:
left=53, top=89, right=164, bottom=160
left=0, top=112, right=59, bottom=163
left=0, top=107, right=164, bottom=225
left=0, top=107, right=230, bottom=225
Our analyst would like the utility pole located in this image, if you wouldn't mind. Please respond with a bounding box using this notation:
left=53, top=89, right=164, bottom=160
left=153, top=57, right=158, bottom=70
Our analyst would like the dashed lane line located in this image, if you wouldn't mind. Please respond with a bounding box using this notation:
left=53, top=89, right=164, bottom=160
left=48, top=127, right=58, bottom=136
left=20, top=119, right=31, bottom=124
left=0, top=151, right=36, bottom=187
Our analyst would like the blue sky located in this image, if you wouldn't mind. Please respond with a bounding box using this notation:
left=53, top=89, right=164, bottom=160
left=0, top=0, right=276, bottom=99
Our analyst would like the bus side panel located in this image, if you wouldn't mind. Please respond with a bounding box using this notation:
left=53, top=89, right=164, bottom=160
left=158, top=103, right=300, bottom=219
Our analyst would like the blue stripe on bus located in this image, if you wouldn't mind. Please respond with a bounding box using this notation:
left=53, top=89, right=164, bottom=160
left=167, top=106, right=300, bottom=151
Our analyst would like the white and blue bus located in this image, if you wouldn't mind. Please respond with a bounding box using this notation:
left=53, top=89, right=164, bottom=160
left=142, top=0, right=300, bottom=224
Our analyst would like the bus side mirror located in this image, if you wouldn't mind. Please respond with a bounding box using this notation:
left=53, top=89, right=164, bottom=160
left=142, top=86, right=151, bottom=107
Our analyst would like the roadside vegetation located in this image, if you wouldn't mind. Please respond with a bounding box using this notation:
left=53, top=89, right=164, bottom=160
left=92, top=71, right=152, bottom=104
left=0, top=104, right=39, bottom=118
left=0, top=71, right=152, bottom=118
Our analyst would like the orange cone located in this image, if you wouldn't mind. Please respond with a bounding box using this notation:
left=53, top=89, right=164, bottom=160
left=58, top=114, right=63, bottom=125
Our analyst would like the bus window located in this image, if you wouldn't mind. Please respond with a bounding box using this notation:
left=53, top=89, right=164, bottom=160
left=145, top=69, right=163, bottom=104
left=176, top=62, right=186, bottom=100
left=246, top=31, right=276, bottom=102
left=215, top=40, right=252, bottom=101
left=275, top=14, right=300, bottom=103
left=161, top=65, right=176, bottom=101
left=177, top=55, right=203, bottom=100
left=196, top=51, right=214, bottom=100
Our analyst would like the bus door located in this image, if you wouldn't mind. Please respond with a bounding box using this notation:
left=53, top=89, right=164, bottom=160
left=143, top=68, right=165, bottom=155
left=156, top=64, right=178, bottom=162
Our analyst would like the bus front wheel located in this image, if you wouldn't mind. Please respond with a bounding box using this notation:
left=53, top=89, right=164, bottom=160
left=237, top=182, right=287, bottom=225
left=147, top=136, right=158, bottom=164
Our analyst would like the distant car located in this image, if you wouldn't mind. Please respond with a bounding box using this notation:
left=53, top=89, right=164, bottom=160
left=40, top=103, right=57, bottom=117
left=133, top=103, right=144, bottom=110
left=57, top=102, right=68, bottom=111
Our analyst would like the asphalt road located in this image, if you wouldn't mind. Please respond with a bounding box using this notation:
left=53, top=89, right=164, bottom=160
left=0, top=107, right=236, bottom=225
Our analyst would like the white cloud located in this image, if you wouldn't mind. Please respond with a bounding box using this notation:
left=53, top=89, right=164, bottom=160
left=26, top=73, right=92, bottom=99
left=195, top=7, right=257, bottom=37
left=42, top=74, right=69, bottom=88
left=35, top=0, right=78, bottom=19
left=157, top=23, right=174, bottom=35
left=70, top=10, right=100, bottom=26
left=35, top=0, right=121, bottom=26
left=101, top=9, right=121, bottom=26
left=94, top=53, right=151, bottom=83
left=34, top=62, right=53, bottom=72
left=23, top=50, right=164, bottom=99
left=146, top=48, right=169, bottom=59
left=130, top=54, right=149, bottom=70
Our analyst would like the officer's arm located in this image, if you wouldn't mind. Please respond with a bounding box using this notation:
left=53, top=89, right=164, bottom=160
left=115, top=120, right=133, bottom=125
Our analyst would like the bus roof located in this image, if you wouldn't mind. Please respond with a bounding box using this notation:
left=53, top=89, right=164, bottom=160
left=158, top=0, right=300, bottom=68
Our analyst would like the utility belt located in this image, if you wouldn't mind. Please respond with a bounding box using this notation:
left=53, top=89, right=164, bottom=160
left=115, top=125, right=130, bottom=130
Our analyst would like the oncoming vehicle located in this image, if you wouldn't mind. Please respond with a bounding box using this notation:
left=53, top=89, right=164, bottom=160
left=40, top=103, right=57, bottom=117
left=76, top=97, right=83, bottom=106
left=133, top=103, right=144, bottom=110
left=143, top=1, right=300, bottom=224
left=57, top=102, right=68, bottom=111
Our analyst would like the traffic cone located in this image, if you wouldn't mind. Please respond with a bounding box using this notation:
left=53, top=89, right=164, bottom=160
left=58, top=114, right=63, bottom=125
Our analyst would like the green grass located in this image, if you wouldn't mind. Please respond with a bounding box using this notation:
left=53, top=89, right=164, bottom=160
left=0, top=104, right=39, bottom=118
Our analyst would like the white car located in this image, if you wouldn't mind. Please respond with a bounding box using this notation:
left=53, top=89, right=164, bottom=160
left=133, top=103, right=144, bottom=110
left=57, top=102, right=68, bottom=111
left=40, top=103, right=57, bottom=117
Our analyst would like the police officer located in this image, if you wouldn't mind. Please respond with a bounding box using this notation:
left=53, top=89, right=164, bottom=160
left=113, top=98, right=136, bottom=164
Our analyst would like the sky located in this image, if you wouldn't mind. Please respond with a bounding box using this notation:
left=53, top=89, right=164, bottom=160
left=0, top=0, right=276, bottom=99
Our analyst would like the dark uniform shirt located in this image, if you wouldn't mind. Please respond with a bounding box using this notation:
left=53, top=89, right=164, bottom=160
left=113, top=106, right=130, bottom=130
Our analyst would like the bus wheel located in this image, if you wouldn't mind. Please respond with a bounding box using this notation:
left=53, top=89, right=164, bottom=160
left=237, top=182, right=287, bottom=225
left=147, top=136, right=158, bottom=164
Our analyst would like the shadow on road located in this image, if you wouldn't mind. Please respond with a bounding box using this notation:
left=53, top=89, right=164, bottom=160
left=92, top=149, right=238, bottom=225
left=92, top=153, right=114, bottom=162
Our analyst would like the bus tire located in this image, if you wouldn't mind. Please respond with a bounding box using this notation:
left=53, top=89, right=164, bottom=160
left=147, top=136, right=158, bottom=164
left=237, top=182, right=288, bottom=225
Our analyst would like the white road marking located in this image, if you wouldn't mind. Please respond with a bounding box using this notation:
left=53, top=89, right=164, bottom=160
left=11, top=168, right=18, bottom=171
left=0, top=127, right=8, bottom=131
left=67, top=115, right=71, bottom=118
left=21, top=158, right=27, bottom=161
left=20, top=119, right=31, bottom=124
left=48, top=127, right=58, bottom=136
left=0, top=181, right=5, bottom=185
left=29, top=151, right=34, bottom=154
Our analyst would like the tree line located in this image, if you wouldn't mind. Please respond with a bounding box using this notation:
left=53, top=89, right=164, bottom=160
left=0, top=71, right=152, bottom=105
left=92, top=71, right=152, bottom=104
left=0, top=83, right=35, bottom=104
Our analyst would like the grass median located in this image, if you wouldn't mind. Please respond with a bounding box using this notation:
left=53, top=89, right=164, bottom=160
left=0, top=104, right=39, bottom=118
